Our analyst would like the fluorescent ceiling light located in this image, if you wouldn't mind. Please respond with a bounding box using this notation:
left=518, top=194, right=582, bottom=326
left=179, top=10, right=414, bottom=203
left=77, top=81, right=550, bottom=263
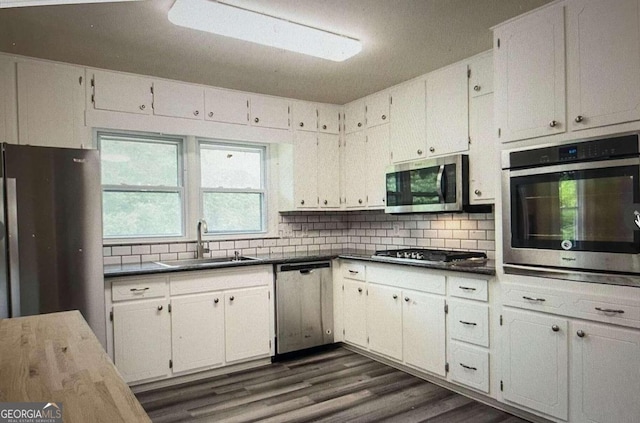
left=168, top=0, right=362, bottom=62
left=0, top=0, right=140, bottom=7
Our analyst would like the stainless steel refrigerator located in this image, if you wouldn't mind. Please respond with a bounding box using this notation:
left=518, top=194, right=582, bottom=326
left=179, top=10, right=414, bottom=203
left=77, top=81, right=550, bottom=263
left=0, top=143, right=105, bottom=347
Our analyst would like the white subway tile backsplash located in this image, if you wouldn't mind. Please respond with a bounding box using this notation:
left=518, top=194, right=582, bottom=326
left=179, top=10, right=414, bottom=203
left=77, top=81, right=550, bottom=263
left=150, top=244, right=169, bottom=254
left=169, top=243, right=187, bottom=253
left=112, top=246, right=131, bottom=256
left=104, top=256, right=121, bottom=266
left=132, top=245, right=150, bottom=255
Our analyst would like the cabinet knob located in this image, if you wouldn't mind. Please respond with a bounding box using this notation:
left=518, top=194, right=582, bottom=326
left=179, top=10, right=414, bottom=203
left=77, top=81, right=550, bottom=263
left=473, top=85, right=481, bottom=92
left=575, top=115, right=584, bottom=123
left=474, top=189, right=481, bottom=196
left=157, top=305, right=163, bottom=311
left=429, top=147, right=435, bottom=153
left=393, top=294, right=398, bottom=299
left=577, top=330, right=586, bottom=338
left=358, top=199, right=363, bottom=204
left=358, top=287, right=363, bottom=293
left=140, top=104, right=146, bottom=110
left=208, top=111, right=214, bottom=117
left=229, top=296, right=235, bottom=301
left=417, top=149, right=423, bottom=155
left=404, top=297, right=410, bottom=302
left=194, top=110, right=199, bottom=116
left=214, top=298, right=219, bottom=304
left=357, top=122, right=362, bottom=127
left=552, top=325, right=560, bottom=332
left=299, top=122, right=304, bottom=127
left=300, top=199, right=305, bottom=205
left=322, top=124, right=327, bottom=130
left=381, top=114, right=386, bottom=120
left=323, top=199, right=328, bottom=205
left=254, top=117, right=260, bottom=123
left=549, top=120, right=558, bottom=128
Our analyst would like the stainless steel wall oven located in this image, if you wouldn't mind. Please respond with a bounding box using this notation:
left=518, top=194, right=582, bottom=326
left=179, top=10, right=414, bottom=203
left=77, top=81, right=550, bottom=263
left=502, top=133, right=640, bottom=276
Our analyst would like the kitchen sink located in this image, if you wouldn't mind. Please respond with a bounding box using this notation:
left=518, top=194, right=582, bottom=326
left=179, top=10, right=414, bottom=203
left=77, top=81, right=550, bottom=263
left=155, top=256, right=260, bottom=268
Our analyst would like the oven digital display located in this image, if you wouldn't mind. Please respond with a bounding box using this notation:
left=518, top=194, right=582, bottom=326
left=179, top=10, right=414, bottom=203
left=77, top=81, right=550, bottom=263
left=559, top=145, right=578, bottom=160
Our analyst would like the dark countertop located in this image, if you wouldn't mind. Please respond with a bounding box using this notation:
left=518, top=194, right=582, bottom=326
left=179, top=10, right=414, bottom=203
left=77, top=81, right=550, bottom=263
left=104, top=249, right=496, bottom=279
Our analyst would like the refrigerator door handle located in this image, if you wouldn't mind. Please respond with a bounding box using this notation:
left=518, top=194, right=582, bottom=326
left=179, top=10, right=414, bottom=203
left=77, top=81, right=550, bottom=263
left=7, top=178, right=20, bottom=317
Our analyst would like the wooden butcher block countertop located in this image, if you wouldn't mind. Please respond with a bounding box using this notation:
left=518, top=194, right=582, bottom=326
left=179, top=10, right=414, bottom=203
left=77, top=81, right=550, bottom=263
left=0, top=310, right=150, bottom=423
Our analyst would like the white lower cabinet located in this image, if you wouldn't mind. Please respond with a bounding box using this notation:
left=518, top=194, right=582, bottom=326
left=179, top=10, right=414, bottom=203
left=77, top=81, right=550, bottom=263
left=225, top=287, right=271, bottom=363
left=449, top=343, right=489, bottom=393
left=343, top=280, right=368, bottom=348
left=367, top=283, right=402, bottom=361
left=113, top=299, right=171, bottom=384
left=171, top=293, right=224, bottom=374
left=403, top=290, right=446, bottom=376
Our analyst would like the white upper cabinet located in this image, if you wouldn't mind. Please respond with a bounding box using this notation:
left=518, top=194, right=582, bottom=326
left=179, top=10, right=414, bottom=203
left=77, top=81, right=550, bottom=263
left=293, top=101, right=317, bottom=132
left=249, top=95, right=290, bottom=129
left=92, top=70, right=153, bottom=115
left=293, top=131, right=318, bottom=208
left=344, top=99, right=365, bottom=134
left=494, top=2, right=566, bottom=142
left=17, top=61, right=86, bottom=149
left=390, top=79, right=427, bottom=163
left=365, top=124, right=390, bottom=208
left=366, top=92, right=390, bottom=128
left=343, top=131, right=368, bottom=208
left=317, top=104, right=340, bottom=134
left=469, top=52, right=494, bottom=98
left=469, top=93, right=496, bottom=204
left=317, top=133, right=341, bottom=208
left=153, top=80, right=204, bottom=120
left=567, top=0, right=640, bottom=131
left=204, top=88, right=249, bottom=125
left=0, top=56, right=17, bottom=144
left=426, top=62, right=469, bottom=156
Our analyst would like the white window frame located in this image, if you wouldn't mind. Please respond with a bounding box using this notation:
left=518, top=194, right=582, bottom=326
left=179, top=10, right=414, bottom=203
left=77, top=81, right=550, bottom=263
left=98, top=131, right=187, bottom=243
left=197, top=139, right=268, bottom=236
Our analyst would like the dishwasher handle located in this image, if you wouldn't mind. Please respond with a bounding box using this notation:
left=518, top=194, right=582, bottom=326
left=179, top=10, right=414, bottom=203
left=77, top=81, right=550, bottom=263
left=278, top=261, right=331, bottom=272
left=299, top=269, right=313, bottom=275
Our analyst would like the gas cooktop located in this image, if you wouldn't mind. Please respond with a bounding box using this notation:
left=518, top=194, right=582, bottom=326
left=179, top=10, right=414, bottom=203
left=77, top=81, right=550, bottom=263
left=373, top=248, right=487, bottom=263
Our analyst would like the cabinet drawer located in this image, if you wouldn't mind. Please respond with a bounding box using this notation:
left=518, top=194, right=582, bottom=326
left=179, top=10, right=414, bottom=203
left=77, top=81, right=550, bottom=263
left=367, top=263, right=446, bottom=295
left=503, top=284, right=568, bottom=312
left=342, top=262, right=365, bottom=281
left=448, top=277, right=488, bottom=302
left=571, top=296, right=640, bottom=328
left=111, top=276, right=168, bottom=301
left=449, top=300, right=489, bottom=347
left=449, top=342, right=489, bottom=393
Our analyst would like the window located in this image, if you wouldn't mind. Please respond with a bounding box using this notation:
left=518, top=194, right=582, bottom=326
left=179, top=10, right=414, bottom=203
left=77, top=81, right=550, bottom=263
left=99, top=133, right=184, bottom=239
left=199, top=141, right=266, bottom=234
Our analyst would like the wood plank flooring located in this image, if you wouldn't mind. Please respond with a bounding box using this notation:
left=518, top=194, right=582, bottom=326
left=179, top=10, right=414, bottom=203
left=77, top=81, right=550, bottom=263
left=136, top=347, right=530, bottom=423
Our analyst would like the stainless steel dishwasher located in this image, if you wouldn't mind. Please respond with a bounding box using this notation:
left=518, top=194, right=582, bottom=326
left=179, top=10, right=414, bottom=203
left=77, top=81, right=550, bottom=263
left=275, top=261, right=333, bottom=356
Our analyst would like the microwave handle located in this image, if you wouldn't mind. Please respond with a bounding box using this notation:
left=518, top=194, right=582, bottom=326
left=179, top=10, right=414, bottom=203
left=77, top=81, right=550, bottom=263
left=436, top=165, right=445, bottom=203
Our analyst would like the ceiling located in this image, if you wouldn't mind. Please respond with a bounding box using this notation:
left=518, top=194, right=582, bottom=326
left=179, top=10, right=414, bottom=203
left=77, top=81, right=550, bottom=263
left=0, top=0, right=552, bottom=104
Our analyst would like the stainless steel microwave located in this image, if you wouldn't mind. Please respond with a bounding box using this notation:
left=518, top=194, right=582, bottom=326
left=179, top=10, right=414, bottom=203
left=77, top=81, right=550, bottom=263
left=385, top=154, right=469, bottom=213
left=502, top=133, right=640, bottom=275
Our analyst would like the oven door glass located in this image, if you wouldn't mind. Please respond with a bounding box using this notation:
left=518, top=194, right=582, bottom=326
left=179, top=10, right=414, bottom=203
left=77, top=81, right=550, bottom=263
left=386, top=164, right=456, bottom=206
left=510, top=165, right=640, bottom=253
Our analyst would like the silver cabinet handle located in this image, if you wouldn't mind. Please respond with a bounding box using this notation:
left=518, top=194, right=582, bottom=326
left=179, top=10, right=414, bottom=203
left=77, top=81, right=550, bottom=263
left=130, top=287, right=150, bottom=292
left=214, top=298, right=219, bottom=304
left=429, top=147, right=435, bottom=153
left=549, top=120, right=558, bottom=127
left=357, top=287, right=363, bottom=293
left=595, top=307, right=624, bottom=314
left=348, top=270, right=359, bottom=274
left=459, top=286, right=476, bottom=291
left=140, top=104, right=146, bottom=110
left=322, top=124, right=327, bottom=129
left=417, top=149, right=423, bottom=155
left=208, top=111, right=214, bottom=117
left=300, top=199, right=305, bottom=205
left=575, top=115, right=584, bottom=123
left=357, top=122, right=362, bottom=127
left=577, top=330, right=586, bottom=338
left=404, top=297, right=410, bottom=302
left=523, top=296, right=546, bottom=302
left=194, top=110, right=199, bottom=116
left=459, top=320, right=477, bottom=326
left=552, top=325, right=560, bottom=332
left=299, top=122, right=304, bottom=127
left=358, top=199, right=363, bottom=204
left=324, top=199, right=328, bottom=205
left=460, top=363, right=477, bottom=371
left=254, top=117, right=259, bottom=123
left=473, top=85, right=481, bottom=92
left=229, top=296, right=235, bottom=301
left=393, top=294, right=398, bottom=299
left=474, top=189, right=481, bottom=196
left=157, top=305, right=163, bottom=311
left=381, top=114, right=386, bottom=120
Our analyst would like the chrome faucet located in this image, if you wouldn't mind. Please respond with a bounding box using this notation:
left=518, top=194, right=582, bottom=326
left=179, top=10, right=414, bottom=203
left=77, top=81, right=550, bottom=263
left=196, top=219, right=209, bottom=259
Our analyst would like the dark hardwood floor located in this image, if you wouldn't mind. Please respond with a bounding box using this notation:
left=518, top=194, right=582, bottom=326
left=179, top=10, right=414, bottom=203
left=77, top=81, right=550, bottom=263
left=136, top=347, right=530, bottom=423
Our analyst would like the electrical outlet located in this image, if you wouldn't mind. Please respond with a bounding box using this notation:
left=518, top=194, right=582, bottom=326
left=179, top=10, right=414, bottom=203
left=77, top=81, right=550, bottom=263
left=392, top=223, right=401, bottom=236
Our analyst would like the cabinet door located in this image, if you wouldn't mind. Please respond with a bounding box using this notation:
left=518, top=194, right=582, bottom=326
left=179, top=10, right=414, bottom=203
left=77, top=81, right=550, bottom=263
left=367, top=92, right=390, bottom=128
left=468, top=93, right=496, bottom=204
left=0, top=56, right=17, bottom=144
left=113, top=299, right=171, bottom=383
left=403, top=291, right=446, bottom=376
left=17, top=61, right=86, bottom=149
left=367, top=284, right=402, bottom=361
left=426, top=62, right=469, bottom=156
left=293, top=131, right=318, bottom=209
left=344, top=100, right=365, bottom=134
left=469, top=52, right=494, bottom=98
left=365, top=124, right=390, bottom=208
left=153, top=80, right=204, bottom=120
left=92, top=70, right=152, bottom=115
left=317, top=104, right=340, bottom=134
left=571, top=321, right=640, bottom=423
left=343, top=280, right=367, bottom=348
left=171, top=293, right=224, bottom=374
left=225, top=287, right=271, bottom=363
left=292, top=102, right=317, bottom=132
left=204, top=88, right=249, bottom=125
left=502, top=309, right=568, bottom=420
left=494, top=2, right=566, bottom=142
left=343, top=131, right=367, bottom=208
left=317, top=133, right=340, bottom=208
left=390, top=79, right=426, bottom=163
left=250, top=95, right=289, bottom=129
left=567, top=0, right=640, bottom=131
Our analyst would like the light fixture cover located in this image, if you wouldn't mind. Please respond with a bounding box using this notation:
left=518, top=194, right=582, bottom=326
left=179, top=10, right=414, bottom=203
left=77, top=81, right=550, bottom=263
left=168, top=0, right=362, bottom=62
left=0, top=0, right=140, bottom=7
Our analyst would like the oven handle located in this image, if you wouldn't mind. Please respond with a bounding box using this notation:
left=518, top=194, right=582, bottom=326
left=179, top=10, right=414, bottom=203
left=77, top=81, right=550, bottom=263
left=508, top=157, right=640, bottom=177
left=436, top=165, right=445, bottom=203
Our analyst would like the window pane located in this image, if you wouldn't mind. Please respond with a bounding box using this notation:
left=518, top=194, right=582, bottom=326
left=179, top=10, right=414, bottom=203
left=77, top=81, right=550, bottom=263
left=102, top=138, right=179, bottom=186
left=203, top=193, right=263, bottom=232
left=200, top=145, right=262, bottom=189
left=103, top=192, right=182, bottom=237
